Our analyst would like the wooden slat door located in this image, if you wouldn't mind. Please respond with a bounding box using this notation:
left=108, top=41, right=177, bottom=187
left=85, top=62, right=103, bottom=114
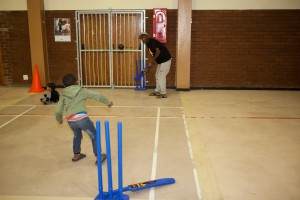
left=76, top=10, right=145, bottom=88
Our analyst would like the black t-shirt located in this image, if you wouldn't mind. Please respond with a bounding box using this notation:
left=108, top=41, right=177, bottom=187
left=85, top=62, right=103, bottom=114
left=146, top=38, right=172, bottom=64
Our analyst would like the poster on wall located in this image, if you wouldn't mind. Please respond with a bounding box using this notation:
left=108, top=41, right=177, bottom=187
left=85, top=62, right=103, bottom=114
left=153, top=8, right=167, bottom=43
left=54, top=18, right=71, bottom=42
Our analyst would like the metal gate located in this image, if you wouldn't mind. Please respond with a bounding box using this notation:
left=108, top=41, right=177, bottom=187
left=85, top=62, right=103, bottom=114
left=76, top=10, right=146, bottom=88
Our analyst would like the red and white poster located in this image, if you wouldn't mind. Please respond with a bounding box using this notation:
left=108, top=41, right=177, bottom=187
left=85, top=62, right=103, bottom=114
left=153, top=8, right=167, bottom=43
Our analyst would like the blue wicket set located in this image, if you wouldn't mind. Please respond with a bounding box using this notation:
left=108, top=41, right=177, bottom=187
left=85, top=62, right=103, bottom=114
left=94, top=120, right=176, bottom=200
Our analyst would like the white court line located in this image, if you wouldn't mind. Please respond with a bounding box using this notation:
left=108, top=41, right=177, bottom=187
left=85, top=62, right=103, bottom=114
left=0, top=106, right=36, bottom=129
left=0, top=114, right=181, bottom=119
left=0, top=105, right=35, bottom=107
left=149, top=107, right=160, bottom=200
left=0, top=105, right=183, bottom=109
left=0, top=195, right=142, bottom=200
left=86, top=105, right=183, bottom=109
left=182, top=109, right=203, bottom=200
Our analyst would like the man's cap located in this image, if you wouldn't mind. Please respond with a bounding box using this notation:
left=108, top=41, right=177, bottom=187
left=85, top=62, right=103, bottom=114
left=138, top=32, right=148, bottom=39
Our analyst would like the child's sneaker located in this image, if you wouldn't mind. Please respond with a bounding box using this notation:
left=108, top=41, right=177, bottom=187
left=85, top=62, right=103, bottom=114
left=72, top=153, right=86, bottom=162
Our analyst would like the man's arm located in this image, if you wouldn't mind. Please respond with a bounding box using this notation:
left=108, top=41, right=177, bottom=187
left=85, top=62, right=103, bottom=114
left=149, top=47, right=160, bottom=66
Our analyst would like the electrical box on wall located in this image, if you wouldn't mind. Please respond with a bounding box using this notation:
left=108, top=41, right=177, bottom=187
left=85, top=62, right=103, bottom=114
left=153, top=8, right=167, bottom=43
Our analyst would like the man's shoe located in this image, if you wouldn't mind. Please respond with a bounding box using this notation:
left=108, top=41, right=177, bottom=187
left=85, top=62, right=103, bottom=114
left=156, top=94, right=167, bottom=99
left=149, top=92, right=160, bottom=96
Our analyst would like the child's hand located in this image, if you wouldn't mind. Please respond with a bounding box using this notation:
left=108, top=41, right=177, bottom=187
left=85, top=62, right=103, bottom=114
left=107, top=101, right=113, bottom=108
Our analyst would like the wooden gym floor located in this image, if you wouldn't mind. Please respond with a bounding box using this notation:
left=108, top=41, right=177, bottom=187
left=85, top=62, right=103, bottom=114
left=0, top=87, right=299, bottom=200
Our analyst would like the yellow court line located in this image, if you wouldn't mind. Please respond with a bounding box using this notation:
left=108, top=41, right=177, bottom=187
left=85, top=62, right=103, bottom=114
left=180, top=92, right=223, bottom=200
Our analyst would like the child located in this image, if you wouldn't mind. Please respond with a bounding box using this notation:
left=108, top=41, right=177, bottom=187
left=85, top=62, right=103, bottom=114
left=55, top=74, right=113, bottom=164
left=40, top=82, right=60, bottom=104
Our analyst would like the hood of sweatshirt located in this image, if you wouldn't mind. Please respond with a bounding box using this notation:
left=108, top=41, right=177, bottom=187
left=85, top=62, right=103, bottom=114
left=62, top=85, right=84, bottom=99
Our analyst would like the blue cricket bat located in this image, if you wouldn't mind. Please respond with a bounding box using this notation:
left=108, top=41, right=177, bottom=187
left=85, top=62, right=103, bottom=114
left=134, top=66, right=151, bottom=82
left=123, top=178, right=175, bottom=192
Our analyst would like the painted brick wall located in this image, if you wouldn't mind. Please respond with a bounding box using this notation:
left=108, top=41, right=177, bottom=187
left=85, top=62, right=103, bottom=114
left=45, top=11, right=77, bottom=86
left=191, top=10, right=300, bottom=88
left=44, top=10, right=177, bottom=87
left=1, top=10, right=299, bottom=89
left=144, top=9, right=177, bottom=87
left=0, top=11, right=31, bottom=86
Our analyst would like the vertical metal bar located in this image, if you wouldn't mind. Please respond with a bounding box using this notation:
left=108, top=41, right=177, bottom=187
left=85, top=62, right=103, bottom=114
left=118, top=13, right=120, bottom=87
left=120, top=13, right=123, bottom=86
left=95, top=13, right=99, bottom=86
left=136, top=13, right=140, bottom=87
left=132, top=13, right=138, bottom=85
left=91, top=14, right=95, bottom=86
left=76, top=12, right=82, bottom=86
left=127, top=13, right=131, bottom=86
left=142, top=11, right=146, bottom=86
left=115, top=13, right=118, bottom=87
left=83, top=14, right=87, bottom=86
left=122, top=13, right=125, bottom=86
left=86, top=14, right=91, bottom=86
left=104, top=14, right=107, bottom=85
left=131, top=14, right=134, bottom=86
left=109, top=12, right=113, bottom=88
left=99, top=14, right=103, bottom=86
left=124, top=14, right=127, bottom=86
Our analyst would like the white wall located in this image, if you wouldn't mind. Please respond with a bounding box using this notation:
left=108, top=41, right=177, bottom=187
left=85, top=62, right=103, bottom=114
left=0, top=0, right=299, bottom=11
left=0, top=0, right=27, bottom=10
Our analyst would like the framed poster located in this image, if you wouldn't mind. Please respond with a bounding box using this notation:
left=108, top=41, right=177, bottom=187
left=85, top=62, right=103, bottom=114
left=54, top=18, right=71, bottom=42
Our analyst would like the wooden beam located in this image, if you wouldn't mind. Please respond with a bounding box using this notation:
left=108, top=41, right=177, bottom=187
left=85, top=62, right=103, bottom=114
left=176, top=0, right=192, bottom=90
left=27, top=0, right=48, bottom=86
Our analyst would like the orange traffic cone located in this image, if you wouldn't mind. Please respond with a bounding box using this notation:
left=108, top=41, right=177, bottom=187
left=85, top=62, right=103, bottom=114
left=28, top=65, right=45, bottom=93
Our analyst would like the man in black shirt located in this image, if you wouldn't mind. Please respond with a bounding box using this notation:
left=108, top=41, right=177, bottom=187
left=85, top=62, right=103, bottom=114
left=139, top=32, right=172, bottom=98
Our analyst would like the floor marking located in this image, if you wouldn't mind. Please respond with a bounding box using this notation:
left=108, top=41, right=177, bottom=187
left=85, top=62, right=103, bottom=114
left=0, top=106, right=36, bottom=129
left=182, top=110, right=203, bottom=200
left=0, top=114, right=181, bottom=119
left=186, top=116, right=300, bottom=120
left=149, top=107, right=160, bottom=200
left=0, top=105, right=183, bottom=109
left=0, top=195, right=141, bottom=200
left=1, top=114, right=299, bottom=120
left=89, top=105, right=183, bottom=109
left=0, top=105, right=35, bottom=107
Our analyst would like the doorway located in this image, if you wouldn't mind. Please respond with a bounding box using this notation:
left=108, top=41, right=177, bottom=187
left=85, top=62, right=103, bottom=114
left=76, top=10, right=146, bottom=88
